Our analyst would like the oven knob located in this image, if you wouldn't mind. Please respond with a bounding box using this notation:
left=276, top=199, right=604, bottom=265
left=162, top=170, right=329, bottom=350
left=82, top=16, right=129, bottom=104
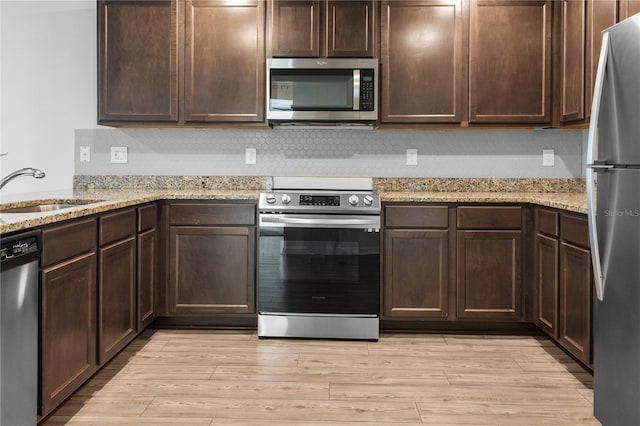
left=348, top=195, right=360, bottom=206
left=266, top=194, right=277, bottom=204
left=281, top=194, right=291, bottom=204
left=363, top=195, right=374, bottom=206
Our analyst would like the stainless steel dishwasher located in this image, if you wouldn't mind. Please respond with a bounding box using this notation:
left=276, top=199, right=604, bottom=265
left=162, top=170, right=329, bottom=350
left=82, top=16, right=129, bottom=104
left=1, top=230, right=40, bottom=426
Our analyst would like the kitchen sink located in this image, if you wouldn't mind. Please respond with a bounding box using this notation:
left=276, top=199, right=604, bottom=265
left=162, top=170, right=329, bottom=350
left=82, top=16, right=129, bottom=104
left=0, top=200, right=101, bottom=214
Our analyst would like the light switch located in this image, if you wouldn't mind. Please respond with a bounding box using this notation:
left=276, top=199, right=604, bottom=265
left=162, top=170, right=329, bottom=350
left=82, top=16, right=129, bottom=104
left=543, top=149, right=555, bottom=167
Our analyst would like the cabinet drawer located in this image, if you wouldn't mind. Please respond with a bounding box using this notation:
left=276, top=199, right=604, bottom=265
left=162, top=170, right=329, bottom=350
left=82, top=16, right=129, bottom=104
left=42, top=218, right=97, bottom=267
left=100, top=208, right=136, bottom=246
left=138, top=203, right=157, bottom=232
left=536, top=208, right=559, bottom=237
left=385, top=205, right=448, bottom=228
left=457, top=206, right=522, bottom=229
left=561, top=213, right=590, bottom=248
left=170, top=203, right=256, bottom=226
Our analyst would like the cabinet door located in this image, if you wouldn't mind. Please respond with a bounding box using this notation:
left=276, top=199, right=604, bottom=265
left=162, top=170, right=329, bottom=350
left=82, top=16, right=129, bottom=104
left=40, top=253, right=97, bottom=417
left=457, top=230, right=522, bottom=320
left=383, top=229, right=449, bottom=318
left=98, top=237, right=137, bottom=364
left=326, top=1, right=375, bottom=57
left=469, top=0, right=551, bottom=123
left=619, top=0, right=640, bottom=20
left=381, top=0, right=464, bottom=123
left=268, top=0, right=320, bottom=57
left=170, top=226, right=256, bottom=314
left=536, top=233, right=559, bottom=337
left=558, top=0, right=585, bottom=123
left=184, top=0, right=265, bottom=122
left=98, top=0, right=178, bottom=123
left=138, top=228, right=157, bottom=331
left=585, top=0, right=617, bottom=118
left=559, top=242, right=592, bottom=364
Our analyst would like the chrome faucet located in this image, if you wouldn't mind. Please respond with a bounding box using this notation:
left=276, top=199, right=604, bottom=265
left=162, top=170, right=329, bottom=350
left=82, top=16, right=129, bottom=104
left=0, top=168, right=46, bottom=189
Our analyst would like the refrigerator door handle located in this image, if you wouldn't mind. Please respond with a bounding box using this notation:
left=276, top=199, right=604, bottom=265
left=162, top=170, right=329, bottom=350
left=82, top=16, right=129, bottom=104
left=587, top=162, right=614, bottom=171
left=587, top=168, right=606, bottom=301
left=586, top=32, right=609, bottom=301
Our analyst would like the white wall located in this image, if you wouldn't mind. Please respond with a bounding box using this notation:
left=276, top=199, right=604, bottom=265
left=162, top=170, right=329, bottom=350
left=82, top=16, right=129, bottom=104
left=76, top=127, right=585, bottom=179
left=0, top=1, right=100, bottom=199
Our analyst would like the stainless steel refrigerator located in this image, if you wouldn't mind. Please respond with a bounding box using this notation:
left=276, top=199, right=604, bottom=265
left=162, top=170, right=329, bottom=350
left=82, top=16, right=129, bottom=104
left=587, top=12, right=640, bottom=426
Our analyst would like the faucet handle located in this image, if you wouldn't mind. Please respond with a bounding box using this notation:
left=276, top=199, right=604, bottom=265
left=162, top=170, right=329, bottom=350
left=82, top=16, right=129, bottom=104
left=0, top=152, right=7, bottom=157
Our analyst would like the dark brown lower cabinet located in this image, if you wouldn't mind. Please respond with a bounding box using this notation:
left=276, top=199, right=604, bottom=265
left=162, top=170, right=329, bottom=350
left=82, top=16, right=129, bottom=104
left=98, top=236, right=137, bottom=364
left=535, top=209, right=592, bottom=365
left=137, top=228, right=157, bottom=330
left=40, top=252, right=98, bottom=417
left=169, top=226, right=256, bottom=314
left=383, top=229, right=449, bottom=318
left=457, top=230, right=523, bottom=320
left=536, top=233, right=559, bottom=336
left=559, top=241, right=592, bottom=364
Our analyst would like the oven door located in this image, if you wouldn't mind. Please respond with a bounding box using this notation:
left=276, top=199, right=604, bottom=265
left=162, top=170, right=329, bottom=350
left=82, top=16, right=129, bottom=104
left=258, top=214, right=380, bottom=317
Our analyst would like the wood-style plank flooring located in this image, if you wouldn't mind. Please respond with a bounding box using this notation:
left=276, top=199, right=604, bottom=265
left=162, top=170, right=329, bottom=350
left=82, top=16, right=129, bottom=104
left=43, top=329, right=599, bottom=425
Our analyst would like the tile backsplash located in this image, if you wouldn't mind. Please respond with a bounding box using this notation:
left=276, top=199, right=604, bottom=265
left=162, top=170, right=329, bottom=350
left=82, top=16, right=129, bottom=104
left=75, top=127, right=584, bottom=178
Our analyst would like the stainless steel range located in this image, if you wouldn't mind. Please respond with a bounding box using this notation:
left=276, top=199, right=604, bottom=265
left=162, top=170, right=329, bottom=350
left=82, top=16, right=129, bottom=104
left=257, top=177, right=381, bottom=340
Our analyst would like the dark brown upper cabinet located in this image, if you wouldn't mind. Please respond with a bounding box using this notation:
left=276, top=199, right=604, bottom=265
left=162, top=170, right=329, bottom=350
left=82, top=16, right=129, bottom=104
left=267, top=0, right=376, bottom=58
left=619, top=0, right=640, bottom=20
left=555, top=0, right=586, bottom=123
left=469, top=0, right=552, bottom=124
left=380, top=0, right=465, bottom=124
left=585, top=0, right=617, bottom=119
left=98, top=0, right=179, bottom=123
left=98, top=0, right=265, bottom=125
left=184, top=0, right=265, bottom=122
left=553, top=0, right=617, bottom=125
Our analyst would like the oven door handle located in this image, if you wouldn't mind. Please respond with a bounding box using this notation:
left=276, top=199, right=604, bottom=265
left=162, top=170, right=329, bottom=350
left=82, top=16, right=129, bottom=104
left=260, top=214, right=380, bottom=230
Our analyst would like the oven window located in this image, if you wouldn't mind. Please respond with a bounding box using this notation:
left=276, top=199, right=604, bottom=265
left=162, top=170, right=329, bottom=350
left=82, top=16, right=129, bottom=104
left=258, top=227, right=380, bottom=315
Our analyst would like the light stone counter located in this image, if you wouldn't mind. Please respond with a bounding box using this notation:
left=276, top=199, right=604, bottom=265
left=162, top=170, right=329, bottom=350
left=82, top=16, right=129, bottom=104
left=0, top=176, right=587, bottom=235
left=379, top=191, right=586, bottom=214
left=0, top=188, right=261, bottom=235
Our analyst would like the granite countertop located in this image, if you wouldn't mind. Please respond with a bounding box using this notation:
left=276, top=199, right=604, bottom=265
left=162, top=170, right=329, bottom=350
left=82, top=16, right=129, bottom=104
left=0, top=188, right=261, bottom=235
left=379, top=191, right=587, bottom=214
left=0, top=176, right=588, bottom=235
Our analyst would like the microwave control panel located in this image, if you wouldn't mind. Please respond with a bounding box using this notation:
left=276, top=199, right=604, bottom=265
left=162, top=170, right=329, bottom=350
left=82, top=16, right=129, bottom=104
left=360, top=69, right=375, bottom=111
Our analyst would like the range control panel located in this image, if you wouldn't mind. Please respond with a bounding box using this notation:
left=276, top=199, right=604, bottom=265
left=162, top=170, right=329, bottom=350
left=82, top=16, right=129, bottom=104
left=299, top=195, right=340, bottom=206
left=259, top=191, right=380, bottom=213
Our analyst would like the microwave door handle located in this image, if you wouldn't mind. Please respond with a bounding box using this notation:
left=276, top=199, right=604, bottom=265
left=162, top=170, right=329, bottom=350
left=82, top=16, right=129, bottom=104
left=353, top=69, right=360, bottom=110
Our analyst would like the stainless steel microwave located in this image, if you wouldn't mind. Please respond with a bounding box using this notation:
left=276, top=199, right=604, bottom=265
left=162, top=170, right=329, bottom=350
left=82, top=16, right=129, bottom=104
left=266, top=58, right=378, bottom=124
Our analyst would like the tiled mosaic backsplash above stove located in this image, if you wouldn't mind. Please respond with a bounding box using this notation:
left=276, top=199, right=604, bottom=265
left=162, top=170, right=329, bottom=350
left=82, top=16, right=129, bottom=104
left=75, top=127, right=584, bottom=178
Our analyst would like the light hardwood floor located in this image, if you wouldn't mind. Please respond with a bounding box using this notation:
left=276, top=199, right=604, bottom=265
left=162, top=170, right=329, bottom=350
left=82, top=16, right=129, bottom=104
left=42, top=329, right=599, bottom=425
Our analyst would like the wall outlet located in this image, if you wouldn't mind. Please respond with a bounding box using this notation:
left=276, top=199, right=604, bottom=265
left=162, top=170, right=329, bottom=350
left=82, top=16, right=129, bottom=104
left=406, top=149, right=418, bottom=166
left=79, top=146, right=90, bottom=162
left=245, top=148, right=257, bottom=165
left=111, top=146, right=128, bottom=163
left=543, top=148, right=555, bottom=167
